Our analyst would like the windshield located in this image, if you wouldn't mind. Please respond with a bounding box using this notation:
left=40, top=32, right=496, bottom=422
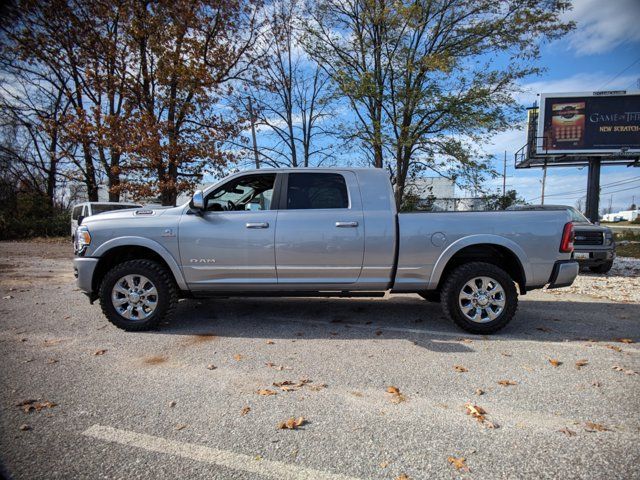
left=568, top=207, right=590, bottom=223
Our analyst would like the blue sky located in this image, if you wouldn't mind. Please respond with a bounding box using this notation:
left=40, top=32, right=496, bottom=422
left=481, top=0, right=640, bottom=212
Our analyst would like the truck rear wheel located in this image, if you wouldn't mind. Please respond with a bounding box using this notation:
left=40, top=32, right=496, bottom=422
left=441, top=262, right=518, bottom=334
left=99, top=259, right=177, bottom=331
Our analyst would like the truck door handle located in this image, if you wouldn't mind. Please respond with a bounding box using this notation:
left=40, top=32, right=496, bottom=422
left=335, top=221, right=359, bottom=228
left=246, top=222, right=269, bottom=229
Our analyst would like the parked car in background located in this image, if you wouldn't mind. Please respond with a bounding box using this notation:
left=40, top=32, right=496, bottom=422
left=71, top=202, right=142, bottom=241
left=73, top=168, right=578, bottom=334
left=507, top=204, right=615, bottom=273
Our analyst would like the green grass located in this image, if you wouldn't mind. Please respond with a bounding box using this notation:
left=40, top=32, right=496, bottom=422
left=617, top=242, right=640, bottom=259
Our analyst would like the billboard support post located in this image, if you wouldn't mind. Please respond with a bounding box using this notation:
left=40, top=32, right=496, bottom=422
left=585, top=158, right=601, bottom=223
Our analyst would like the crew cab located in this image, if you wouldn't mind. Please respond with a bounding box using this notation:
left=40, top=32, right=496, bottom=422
left=73, top=168, right=578, bottom=334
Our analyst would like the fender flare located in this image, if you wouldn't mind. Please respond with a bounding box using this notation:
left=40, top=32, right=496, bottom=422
left=92, top=236, right=188, bottom=291
left=427, top=234, right=532, bottom=290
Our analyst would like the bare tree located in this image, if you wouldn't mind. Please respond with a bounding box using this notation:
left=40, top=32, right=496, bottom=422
left=246, top=0, right=335, bottom=168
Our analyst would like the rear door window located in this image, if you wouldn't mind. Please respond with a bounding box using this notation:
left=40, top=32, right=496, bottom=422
left=286, top=173, right=349, bottom=210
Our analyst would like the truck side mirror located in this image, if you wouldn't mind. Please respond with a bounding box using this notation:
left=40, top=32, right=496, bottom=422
left=190, top=190, right=205, bottom=211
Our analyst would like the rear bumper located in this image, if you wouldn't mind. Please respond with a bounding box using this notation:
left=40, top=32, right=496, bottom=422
left=547, top=260, right=579, bottom=289
left=73, top=257, right=99, bottom=294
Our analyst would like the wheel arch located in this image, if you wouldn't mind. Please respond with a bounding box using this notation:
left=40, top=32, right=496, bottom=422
left=428, top=235, right=531, bottom=294
left=91, top=237, right=188, bottom=293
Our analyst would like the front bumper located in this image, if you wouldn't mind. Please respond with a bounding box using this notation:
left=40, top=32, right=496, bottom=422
left=572, top=248, right=615, bottom=267
left=73, top=257, right=99, bottom=294
left=547, top=260, right=579, bottom=289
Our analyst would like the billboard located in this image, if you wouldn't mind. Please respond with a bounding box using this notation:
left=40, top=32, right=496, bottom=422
left=536, top=91, right=640, bottom=155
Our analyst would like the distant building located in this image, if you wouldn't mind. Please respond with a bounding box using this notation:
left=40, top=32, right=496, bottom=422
left=602, top=209, right=639, bottom=222
left=406, top=177, right=455, bottom=199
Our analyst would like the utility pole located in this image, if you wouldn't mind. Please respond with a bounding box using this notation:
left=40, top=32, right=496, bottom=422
left=247, top=96, right=260, bottom=169
left=502, top=150, right=507, bottom=197
left=608, top=195, right=613, bottom=214
left=540, top=161, right=547, bottom=205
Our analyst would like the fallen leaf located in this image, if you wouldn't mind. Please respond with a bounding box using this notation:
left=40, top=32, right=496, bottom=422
left=497, top=380, right=517, bottom=386
left=175, top=424, right=188, bottom=431
left=240, top=406, right=251, bottom=416
left=308, top=383, right=327, bottom=391
left=206, top=364, right=216, bottom=370
left=16, top=400, right=57, bottom=414
left=457, top=338, right=473, bottom=344
left=474, top=388, right=484, bottom=396
left=46, top=359, right=58, bottom=364
left=447, top=456, right=470, bottom=472
left=617, top=338, right=634, bottom=344
left=257, top=389, right=278, bottom=396
left=612, top=365, right=637, bottom=375
left=395, top=474, right=410, bottom=480
left=168, top=401, right=176, bottom=408
left=575, top=359, right=589, bottom=369
left=454, top=365, right=468, bottom=373
left=266, top=340, right=275, bottom=345
left=548, top=359, right=562, bottom=367
left=386, top=386, right=406, bottom=403
left=604, top=344, right=622, bottom=352
left=465, top=403, right=486, bottom=420
left=375, top=330, right=383, bottom=336
left=501, top=352, right=512, bottom=357
left=558, top=427, right=576, bottom=437
left=233, top=354, right=243, bottom=361
left=379, top=461, right=389, bottom=468
left=584, top=422, right=609, bottom=432
left=19, top=424, right=30, bottom=431
left=536, top=326, right=553, bottom=332
left=278, top=416, right=306, bottom=430
left=93, top=349, right=107, bottom=356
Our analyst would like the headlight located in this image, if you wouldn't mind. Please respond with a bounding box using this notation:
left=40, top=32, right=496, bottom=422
left=75, top=226, right=91, bottom=254
left=604, top=232, right=613, bottom=245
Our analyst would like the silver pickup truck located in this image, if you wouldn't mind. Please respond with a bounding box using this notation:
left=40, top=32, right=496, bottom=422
left=74, top=168, right=578, bottom=334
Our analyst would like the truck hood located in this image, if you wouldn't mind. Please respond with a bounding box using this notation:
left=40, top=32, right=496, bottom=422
left=81, top=206, right=176, bottom=226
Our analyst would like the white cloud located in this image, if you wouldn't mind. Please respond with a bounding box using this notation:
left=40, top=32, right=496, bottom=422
left=562, top=0, right=640, bottom=55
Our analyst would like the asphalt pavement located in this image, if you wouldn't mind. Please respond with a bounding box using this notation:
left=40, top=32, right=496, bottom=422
left=1, top=240, right=639, bottom=480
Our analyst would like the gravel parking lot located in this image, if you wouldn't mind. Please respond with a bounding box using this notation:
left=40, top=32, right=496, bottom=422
left=1, top=240, right=639, bottom=479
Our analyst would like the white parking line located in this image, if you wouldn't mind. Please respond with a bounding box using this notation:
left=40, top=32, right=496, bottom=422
left=83, top=425, right=363, bottom=480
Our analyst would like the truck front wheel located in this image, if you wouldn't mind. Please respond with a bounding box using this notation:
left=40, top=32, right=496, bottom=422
left=440, top=262, right=518, bottom=334
left=99, top=259, right=177, bottom=331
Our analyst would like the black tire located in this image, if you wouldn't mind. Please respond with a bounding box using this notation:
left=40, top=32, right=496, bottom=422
left=99, top=259, right=177, bottom=331
left=441, top=262, right=518, bottom=334
left=419, top=291, right=441, bottom=303
left=589, top=260, right=613, bottom=274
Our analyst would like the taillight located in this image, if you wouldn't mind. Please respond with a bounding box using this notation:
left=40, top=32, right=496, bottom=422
left=560, top=222, right=574, bottom=253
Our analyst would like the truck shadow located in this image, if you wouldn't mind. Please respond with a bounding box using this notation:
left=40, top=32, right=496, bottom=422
left=154, top=295, right=640, bottom=353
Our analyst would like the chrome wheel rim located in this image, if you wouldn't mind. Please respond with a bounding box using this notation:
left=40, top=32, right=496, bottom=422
left=111, top=274, right=158, bottom=321
left=458, top=276, right=506, bottom=323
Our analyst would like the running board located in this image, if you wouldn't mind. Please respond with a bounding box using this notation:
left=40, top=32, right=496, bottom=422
left=191, top=291, right=387, bottom=299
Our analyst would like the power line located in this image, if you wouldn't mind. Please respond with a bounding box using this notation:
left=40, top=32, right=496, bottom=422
left=598, top=55, right=640, bottom=90
left=528, top=176, right=640, bottom=201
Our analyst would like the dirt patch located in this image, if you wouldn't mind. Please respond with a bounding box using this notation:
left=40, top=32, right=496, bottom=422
left=142, top=355, right=168, bottom=365
left=181, top=333, right=218, bottom=346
